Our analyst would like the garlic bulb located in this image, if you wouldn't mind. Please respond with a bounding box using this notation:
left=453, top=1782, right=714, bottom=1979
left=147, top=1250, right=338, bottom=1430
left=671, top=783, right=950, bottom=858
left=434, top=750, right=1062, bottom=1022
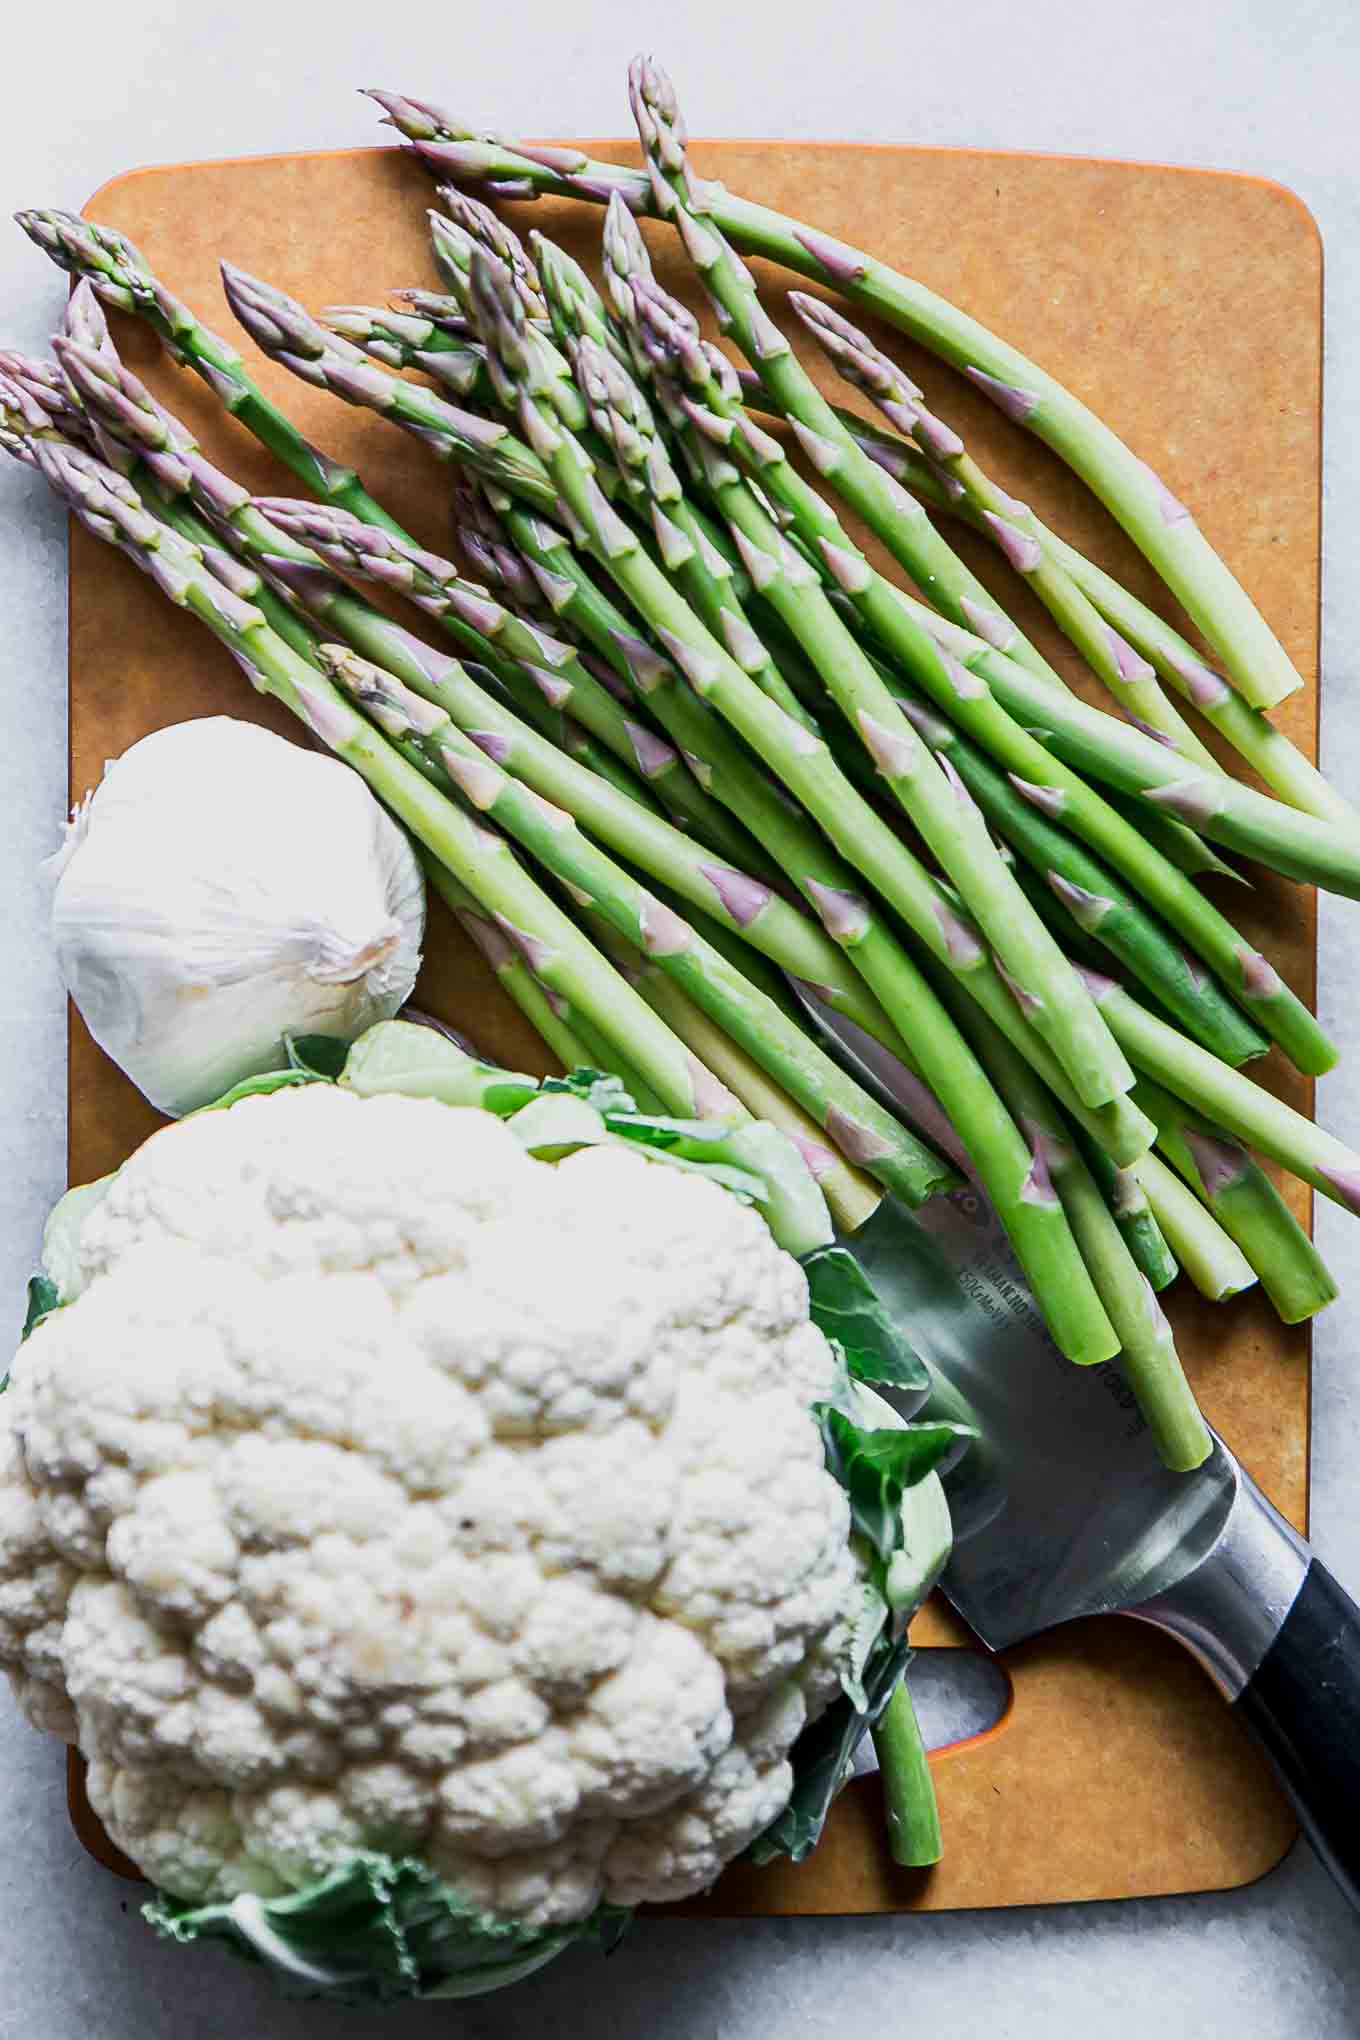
left=50, top=717, right=425, bottom=1115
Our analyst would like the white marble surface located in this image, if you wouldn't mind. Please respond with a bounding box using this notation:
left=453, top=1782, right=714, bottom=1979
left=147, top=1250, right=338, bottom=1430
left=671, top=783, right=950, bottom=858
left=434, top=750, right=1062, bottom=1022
left=3, top=0, right=1360, bottom=2030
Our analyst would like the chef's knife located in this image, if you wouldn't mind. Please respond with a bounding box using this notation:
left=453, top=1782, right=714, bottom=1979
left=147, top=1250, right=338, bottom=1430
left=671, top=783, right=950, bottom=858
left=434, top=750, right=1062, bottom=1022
left=798, top=994, right=1360, bottom=1909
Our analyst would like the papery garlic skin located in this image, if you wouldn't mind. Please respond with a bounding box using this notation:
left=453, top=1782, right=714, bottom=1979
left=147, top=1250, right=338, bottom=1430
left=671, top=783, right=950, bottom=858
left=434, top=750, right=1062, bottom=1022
left=50, top=717, right=424, bottom=1115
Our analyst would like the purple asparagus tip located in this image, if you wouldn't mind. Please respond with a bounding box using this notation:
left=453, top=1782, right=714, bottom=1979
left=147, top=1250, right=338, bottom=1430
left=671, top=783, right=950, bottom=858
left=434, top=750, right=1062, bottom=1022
left=996, top=959, right=1043, bottom=1019
left=1008, top=773, right=1067, bottom=820
left=638, top=894, right=694, bottom=957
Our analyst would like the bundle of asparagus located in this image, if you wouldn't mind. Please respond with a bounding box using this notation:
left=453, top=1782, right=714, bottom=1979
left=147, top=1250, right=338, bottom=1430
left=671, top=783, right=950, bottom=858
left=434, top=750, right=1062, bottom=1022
left=8, top=55, right=1355, bottom=1499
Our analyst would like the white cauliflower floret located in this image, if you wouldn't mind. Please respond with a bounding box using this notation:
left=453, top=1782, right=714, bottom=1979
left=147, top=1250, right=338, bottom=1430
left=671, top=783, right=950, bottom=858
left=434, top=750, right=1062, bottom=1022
left=0, top=1085, right=869, bottom=1924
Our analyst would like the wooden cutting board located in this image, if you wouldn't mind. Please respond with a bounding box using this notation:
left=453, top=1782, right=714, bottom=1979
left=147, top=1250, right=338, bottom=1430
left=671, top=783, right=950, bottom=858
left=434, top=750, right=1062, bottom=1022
left=63, top=137, right=1321, bottom=1911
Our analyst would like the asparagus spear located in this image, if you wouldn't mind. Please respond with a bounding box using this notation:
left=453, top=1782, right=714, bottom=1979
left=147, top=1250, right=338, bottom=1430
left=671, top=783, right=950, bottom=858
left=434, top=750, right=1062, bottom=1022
left=1077, top=968, right=1360, bottom=1223
left=1130, top=1151, right=1257, bottom=1303
left=15, top=209, right=416, bottom=534
left=374, top=70, right=1307, bottom=709
left=7, top=423, right=733, bottom=1124
left=739, top=375, right=1349, bottom=828
left=628, top=67, right=1051, bottom=692
left=321, top=641, right=956, bottom=1208
left=555, top=304, right=1135, bottom=1113
left=541, top=257, right=817, bottom=730
left=216, top=257, right=864, bottom=892
left=424, top=860, right=598, bottom=1074
left=1096, top=789, right=1246, bottom=886
left=54, top=319, right=764, bottom=873
left=624, top=271, right=1333, bottom=1078
left=186, top=249, right=1147, bottom=1173
left=918, top=948, right=1209, bottom=1468
left=428, top=186, right=550, bottom=323
left=1133, top=1076, right=1337, bottom=1324
left=889, top=692, right=1267, bottom=1066
left=1076, top=1138, right=1180, bottom=1293
left=644, top=308, right=1337, bottom=1085
left=245, top=498, right=912, bottom=1049
left=774, top=389, right=1352, bottom=827
left=16, top=212, right=747, bottom=853
left=219, top=259, right=558, bottom=507
left=323, top=303, right=492, bottom=401
left=788, top=293, right=1220, bottom=765
left=463, top=244, right=1127, bottom=1361
left=616, top=169, right=1358, bottom=911
left=578, top=911, right=885, bottom=1235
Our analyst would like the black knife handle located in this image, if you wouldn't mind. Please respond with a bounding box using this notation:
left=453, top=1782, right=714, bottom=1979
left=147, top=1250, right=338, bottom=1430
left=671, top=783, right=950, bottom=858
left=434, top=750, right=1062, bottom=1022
left=1234, top=1558, right=1360, bottom=1907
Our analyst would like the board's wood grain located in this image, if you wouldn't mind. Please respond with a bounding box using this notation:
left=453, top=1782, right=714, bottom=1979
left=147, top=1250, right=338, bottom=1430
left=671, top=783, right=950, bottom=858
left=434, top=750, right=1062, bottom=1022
left=66, top=138, right=1319, bottom=1909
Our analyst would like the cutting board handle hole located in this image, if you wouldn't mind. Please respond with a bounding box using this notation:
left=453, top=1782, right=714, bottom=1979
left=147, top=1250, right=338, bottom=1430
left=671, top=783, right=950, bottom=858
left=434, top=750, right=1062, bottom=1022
left=911, top=1648, right=1013, bottom=1755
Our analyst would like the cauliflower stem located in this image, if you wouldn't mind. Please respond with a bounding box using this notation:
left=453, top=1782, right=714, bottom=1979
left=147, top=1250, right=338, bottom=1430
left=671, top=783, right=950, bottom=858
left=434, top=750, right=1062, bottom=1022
left=145, top=1852, right=627, bottom=2005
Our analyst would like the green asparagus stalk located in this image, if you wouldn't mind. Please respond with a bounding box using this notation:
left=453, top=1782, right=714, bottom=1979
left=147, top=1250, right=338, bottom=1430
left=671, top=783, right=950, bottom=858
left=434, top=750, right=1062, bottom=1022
left=624, top=267, right=1333, bottom=1077
left=9, top=424, right=734, bottom=1125
left=374, top=70, right=1308, bottom=709
left=1130, top=1151, right=1257, bottom=1303
left=464, top=243, right=1125, bottom=1362
left=422, top=860, right=596, bottom=1074
left=556, top=325, right=1137, bottom=1115
left=422, top=863, right=672, bottom=1111
left=651, top=291, right=1326, bottom=923
left=1076, top=1137, right=1180, bottom=1293
left=252, top=502, right=923, bottom=1051
left=579, top=911, right=886, bottom=1235
left=1133, top=1076, right=1337, bottom=1323
left=217, top=256, right=859, bottom=892
left=53, top=323, right=762, bottom=871
left=739, top=376, right=1352, bottom=826
left=215, top=255, right=1151, bottom=1174
left=1076, top=968, right=1360, bottom=1223
left=788, top=292, right=1220, bottom=764
left=888, top=691, right=1267, bottom=1066
left=541, top=256, right=817, bottom=731
left=918, top=947, right=1209, bottom=1466
left=1096, top=789, right=1247, bottom=886
left=16, top=209, right=417, bottom=534
left=321, top=641, right=956, bottom=1209
left=489, top=262, right=1157, bottom=1165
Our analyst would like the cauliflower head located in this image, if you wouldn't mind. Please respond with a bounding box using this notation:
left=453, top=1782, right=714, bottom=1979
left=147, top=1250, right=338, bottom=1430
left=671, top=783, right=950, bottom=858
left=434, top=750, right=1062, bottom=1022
left=0, top=1084, right=866, bottom=1924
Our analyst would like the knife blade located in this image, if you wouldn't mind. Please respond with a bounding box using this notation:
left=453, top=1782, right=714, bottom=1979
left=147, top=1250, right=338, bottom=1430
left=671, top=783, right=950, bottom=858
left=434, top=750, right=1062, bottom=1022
left=791, top=986, right=1360, bottom=1906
